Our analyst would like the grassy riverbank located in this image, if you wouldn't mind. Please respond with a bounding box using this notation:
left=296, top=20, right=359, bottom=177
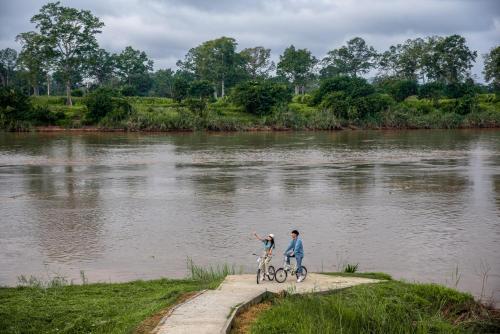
left=247, top=276, right=500, bottom=334
left=2, top=93, right=499, bottom=131
left=2, top=271, right=498, bottom=334
left=0, top=263, right=232, bottom=333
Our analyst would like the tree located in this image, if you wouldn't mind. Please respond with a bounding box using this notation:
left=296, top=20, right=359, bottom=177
left=188, top=80, right=213, bottom=99
left=311, top=76, right=374, bottom=105
left=115, top=46, right=153, bottom=85
left=177, top=37, right=243, bottom=98
left=240, top=47, right=275, bottom=79
left=423, top=35, right=477, bottom=84
left=231, top=80, right=292, bottom=115
left=277, top=45, right=317, bottom=95
left=88, top=48, right=116, bottom=85
left=378, top=38, right=426, bottom=80
left=322, top=37, right=377, bottom=78
left=15, top=32, right=51, bottom=96
left=483, top=46, right=500, bottom=92
left=151, top=69, right=174, bottom=97
left=30, top=1, right=104, bottom=105
left=0, top=48, right=18, bottom=87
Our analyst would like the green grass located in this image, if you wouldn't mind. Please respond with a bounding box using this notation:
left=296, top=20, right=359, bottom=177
left=0, top=261, right=233, bottom=333
left=325, top=271, right=393, bottom=280
left=0, top=279, right=206, bottom=333
left=250, top=281, right=499, bottom=334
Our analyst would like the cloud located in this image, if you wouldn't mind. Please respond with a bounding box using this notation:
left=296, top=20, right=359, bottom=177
left=1, top=0, right=498, bottom=78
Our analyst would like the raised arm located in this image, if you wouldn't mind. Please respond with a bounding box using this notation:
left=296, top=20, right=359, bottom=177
left=253, top=232, right=264, bottom=241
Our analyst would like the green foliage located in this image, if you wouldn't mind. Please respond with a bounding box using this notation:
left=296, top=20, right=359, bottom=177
left=418, top=81, right=445, bottom=100
left=312, top=76, right=374, bottom=105
left=172, top=78, right=189, bottom=102
left=231, top=80, right=292, bottom=115
left=277, top=45, right=317, bottom=92
left=188, top=80, right=214, bottom=99
left=251, top=281, right=499, bottom=333
left=376, top=78, right=418, bottom=102
left=322, top=37, right=378, bottom=78
left=343, top=263, right=359, bottom=273
left=0, top=87, right=32, bottom=129
left=29, top=1, right=104, bottom=105
left=71, top=88, right=84, bottom=97
left=84, top=88, right=132, bottom=124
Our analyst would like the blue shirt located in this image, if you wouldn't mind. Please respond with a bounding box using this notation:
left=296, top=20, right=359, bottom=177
left=284, top=238, right=304, bottom=256
left=263, top=240, right=274, bottom=251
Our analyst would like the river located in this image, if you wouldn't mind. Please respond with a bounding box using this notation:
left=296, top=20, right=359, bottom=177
left=0, top=130, right=499, bottom=303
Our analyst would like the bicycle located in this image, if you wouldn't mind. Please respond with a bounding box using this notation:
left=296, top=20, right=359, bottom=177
left=274, top=255, right=308, bottom=283
left=253, top=253, right=275, bottom=284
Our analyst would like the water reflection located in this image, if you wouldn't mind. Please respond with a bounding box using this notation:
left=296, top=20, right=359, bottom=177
left=0, top=130, right=499, bottom=304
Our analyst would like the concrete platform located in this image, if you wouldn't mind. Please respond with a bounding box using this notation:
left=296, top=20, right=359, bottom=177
left=153, top=273, right=381, bottom=334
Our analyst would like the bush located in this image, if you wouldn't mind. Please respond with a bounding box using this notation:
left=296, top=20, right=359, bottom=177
left=418, top=82, right=445, bottom=100
left=172, top=78, right=190, bottom=102
left=71, top=88, right=84, bottom=97
left=0, top=87, right=32, bottom=129
left=188, top=80, right=214, bottom=99
left=120, top=84, right=137, bottom=97
left=443, top=80, right=478, bottom=99
left=377, top=79, right=418, bottom=102
left=84, top=88, right=132, bottom=124
left=311, top=76, right=374, bottom=105
left=28, top=105, right=65, bottom=126
left=231, top=80, right=292, bottom=115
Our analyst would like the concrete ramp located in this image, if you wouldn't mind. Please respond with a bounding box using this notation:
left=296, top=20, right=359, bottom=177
left=153, top=273, right=381, bottom=334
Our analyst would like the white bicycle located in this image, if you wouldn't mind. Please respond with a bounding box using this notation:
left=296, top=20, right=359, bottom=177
left=253, top=253, right=275, bottom=284
left=274, top=255, right=307, bottom=283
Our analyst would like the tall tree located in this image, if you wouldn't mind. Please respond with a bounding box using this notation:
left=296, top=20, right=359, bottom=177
left=378, top=38, right=426, bottom=81
left=483, top=46, right=500, bottom=92
left=16, top=32, right=51, bottom=95
left=240, top=47, right=275, bottom=79
left=115, top=46, right=153, bottom=85
left=151, top=68, right=174, bottom=97
left=30, top=1, right=104, bottom=105
left=322, top=37, right=377, bottom=78
left=0, top=48, right=18, bottom=87
left=277, top=45, right=317, bottom=94
left=88, top=48, right=116, bottom=85
left=423, top=35, right=477, bottom=84
left=177, top=37, right=242, bottom=98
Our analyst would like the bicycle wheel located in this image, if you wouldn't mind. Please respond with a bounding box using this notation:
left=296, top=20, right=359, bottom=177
left=256, top=269, right=262, bottom=284
left=274, top=268, right=287, bottom=283
left=267, top=266, right=275, bottom=281
left=296, top=266, right=308, bottom=280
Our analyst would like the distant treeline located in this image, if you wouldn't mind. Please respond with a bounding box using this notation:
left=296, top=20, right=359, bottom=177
left=0, top=1, right=499, bottom=132
left=0, top=1, right=498, bottom=105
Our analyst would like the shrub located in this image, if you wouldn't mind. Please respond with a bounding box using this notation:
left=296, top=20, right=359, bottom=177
left=71, top=88, right=84, bottom=97
left=188, top=80, right=214, bottom=99
left=418, top=81, right=445, bottom=100
left=120, top=84, right=137, bottom=97
left=231, top=80, right=292, bottom=115
left=320, top=91, right=351, bottom=119
left=311, top=76, right=374, bottom=105
left=377, top=79, right=418, bottom=102
left=172, top=78, right=189, bottom=102
left=28, top=105, right=65, bottom=126
left=0, top=87, right=32, bottom=121
left=84, top=88, right=132, bottom=124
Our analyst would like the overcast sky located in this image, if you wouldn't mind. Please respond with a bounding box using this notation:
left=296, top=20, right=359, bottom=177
left=1, top=0, right=499, bottom=80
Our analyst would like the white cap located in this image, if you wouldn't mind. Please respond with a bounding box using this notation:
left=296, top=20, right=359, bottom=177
left=268, top=233, right=274, bottom=238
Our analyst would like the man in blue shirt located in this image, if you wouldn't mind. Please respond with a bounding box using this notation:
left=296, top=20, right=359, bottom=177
left=283, top=229, right=305, bottom=282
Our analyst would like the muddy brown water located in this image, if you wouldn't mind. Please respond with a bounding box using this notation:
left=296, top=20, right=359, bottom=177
left=0, top=130, right=499, bottom=303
